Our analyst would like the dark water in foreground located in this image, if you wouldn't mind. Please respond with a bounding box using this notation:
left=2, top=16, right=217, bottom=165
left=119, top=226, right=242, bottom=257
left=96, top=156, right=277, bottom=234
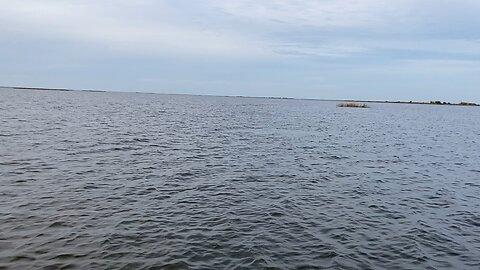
left=1, top=88, right=480, bottom=270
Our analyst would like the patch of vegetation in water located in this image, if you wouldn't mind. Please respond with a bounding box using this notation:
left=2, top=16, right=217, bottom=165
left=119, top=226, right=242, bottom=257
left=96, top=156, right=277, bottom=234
left=336, top=103, right=370, bottom=108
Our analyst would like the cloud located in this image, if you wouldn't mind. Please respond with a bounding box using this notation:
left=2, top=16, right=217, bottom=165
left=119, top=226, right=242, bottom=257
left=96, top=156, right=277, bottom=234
left=272, top=43, right=368, bottom=57
left=281, top=38, right=480, bottom=58
left=212, top=0, right=480, bottom=32
left=212, top=0, right=398, bottom=28
left=1, top=0, right=480, bottom=60
left=0, top=0, right=270, bottom=58
left=209, top=0, right=480, bottom=58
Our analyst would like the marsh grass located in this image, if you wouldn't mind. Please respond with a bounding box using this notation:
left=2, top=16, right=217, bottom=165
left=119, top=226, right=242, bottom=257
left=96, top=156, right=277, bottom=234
left=337, top=103, right=370, bottom=108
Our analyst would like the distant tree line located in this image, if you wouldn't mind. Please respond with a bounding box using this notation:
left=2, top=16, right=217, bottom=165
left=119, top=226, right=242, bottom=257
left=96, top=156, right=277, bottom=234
left=430, top=101, right=478, bottom=106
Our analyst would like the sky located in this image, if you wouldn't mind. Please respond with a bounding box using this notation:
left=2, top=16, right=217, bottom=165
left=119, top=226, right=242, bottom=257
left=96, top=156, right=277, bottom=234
left=1, top=0, right=480, bottom=101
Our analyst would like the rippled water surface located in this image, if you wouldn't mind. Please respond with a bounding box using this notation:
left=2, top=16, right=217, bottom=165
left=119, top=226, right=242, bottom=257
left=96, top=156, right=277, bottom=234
left=1, top=88, right=480, bottom=269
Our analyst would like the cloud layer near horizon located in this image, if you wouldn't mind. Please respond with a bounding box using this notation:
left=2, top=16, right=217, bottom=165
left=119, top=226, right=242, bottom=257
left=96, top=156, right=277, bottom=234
left=1, top=0, right=480, bottom=101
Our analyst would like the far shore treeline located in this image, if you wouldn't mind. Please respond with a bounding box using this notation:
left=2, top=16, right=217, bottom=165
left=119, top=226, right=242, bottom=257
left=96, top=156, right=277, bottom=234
left=2, top=86, right=480, bottom=107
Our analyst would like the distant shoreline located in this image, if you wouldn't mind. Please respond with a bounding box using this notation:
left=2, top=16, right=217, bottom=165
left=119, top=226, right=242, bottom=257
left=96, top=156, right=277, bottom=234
left=340, top=99, right=479, bottom=107
left=8, top=86, right=107, bottom=93
left=2, top=85, right=479, bottom=107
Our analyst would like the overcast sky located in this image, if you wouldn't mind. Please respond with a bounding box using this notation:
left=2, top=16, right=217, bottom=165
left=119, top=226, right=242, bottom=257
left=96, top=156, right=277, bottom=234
left=1, top=0, right=480, bottom=101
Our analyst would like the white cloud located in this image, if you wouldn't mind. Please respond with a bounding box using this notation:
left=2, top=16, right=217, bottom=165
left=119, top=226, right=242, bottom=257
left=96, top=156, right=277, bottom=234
left=0, top=0, right=270, bottom=57
left=208, top=0, right=480, bottom=58
left=210, top=0, right=411, bottom=29
left=1, top=0, right=480, bottom=60
left=212, top=0, right=480, bottom=32
left=272, top=43, right=368, bottom=57
left=400, top=59, right=480, bottom=73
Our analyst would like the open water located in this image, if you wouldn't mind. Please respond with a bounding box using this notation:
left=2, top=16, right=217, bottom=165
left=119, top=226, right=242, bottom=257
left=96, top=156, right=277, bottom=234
left=1, top=88, right=479, bottom=269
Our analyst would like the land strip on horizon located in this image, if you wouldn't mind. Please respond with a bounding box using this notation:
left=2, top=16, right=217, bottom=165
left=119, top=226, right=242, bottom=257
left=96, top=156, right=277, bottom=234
left=2, top=86, right=479, bottom=107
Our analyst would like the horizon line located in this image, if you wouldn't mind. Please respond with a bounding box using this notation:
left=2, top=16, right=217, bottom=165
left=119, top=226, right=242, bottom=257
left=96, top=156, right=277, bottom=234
left=1, top=85, right=479, bottom=106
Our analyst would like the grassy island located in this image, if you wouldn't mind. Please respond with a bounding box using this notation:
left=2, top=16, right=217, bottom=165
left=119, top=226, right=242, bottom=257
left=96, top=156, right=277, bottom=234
left=337, top=103, right=370, bottom=108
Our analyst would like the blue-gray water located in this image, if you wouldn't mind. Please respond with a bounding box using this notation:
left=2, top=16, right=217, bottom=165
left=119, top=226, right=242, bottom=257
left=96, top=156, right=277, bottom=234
left=1, top=88, right=479, bottom=270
